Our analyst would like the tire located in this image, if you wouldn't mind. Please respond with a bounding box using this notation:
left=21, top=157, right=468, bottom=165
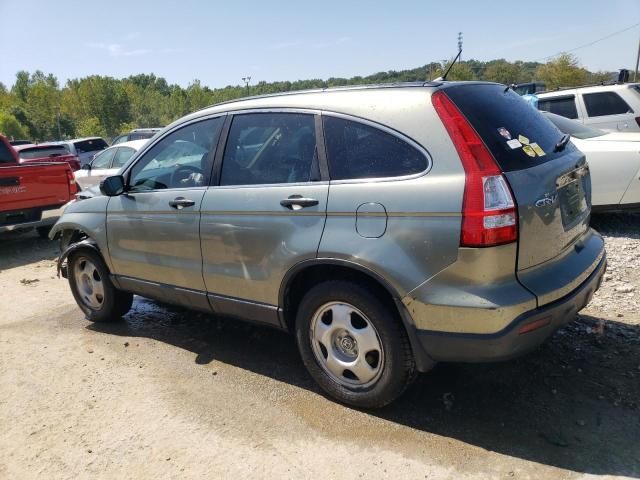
left=36, top=226, right=52, bottom=239
left=67, top=248, right=133, bottom=322
left=295, top=280, right=416, bottom=409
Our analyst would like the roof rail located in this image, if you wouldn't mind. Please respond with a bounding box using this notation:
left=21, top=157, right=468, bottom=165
left=537, top=80, right=638, bottom=95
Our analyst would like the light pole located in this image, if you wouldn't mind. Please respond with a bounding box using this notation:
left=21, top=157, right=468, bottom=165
left=634, top=33, right=640, bottom=82
left=241, top=76, right=251, bottom=96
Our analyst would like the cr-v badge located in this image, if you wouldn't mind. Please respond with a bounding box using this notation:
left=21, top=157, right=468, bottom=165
left=535, top=193, right=558, bottom=207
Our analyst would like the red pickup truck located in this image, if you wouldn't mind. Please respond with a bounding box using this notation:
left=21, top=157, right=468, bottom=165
left=0, top=135, right=78, bottom=237
left=13, top=143, right=81, bottom=171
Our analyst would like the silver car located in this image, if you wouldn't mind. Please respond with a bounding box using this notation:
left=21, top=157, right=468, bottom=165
left=50, top=82, right=606, bottom=408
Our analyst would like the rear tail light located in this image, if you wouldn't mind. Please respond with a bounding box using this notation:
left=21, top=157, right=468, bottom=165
left=432, top=90, right=518, bottom=247
left=67, top=170, right=78, bottom=196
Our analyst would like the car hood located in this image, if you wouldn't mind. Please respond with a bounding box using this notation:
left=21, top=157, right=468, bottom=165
left=77, top=184, right=102, bottom=200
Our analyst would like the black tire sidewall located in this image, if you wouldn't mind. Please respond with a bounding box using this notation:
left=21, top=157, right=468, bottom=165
left=67, top=249, right=131, bottom=322
left=295, top=280, right=414, bottom=409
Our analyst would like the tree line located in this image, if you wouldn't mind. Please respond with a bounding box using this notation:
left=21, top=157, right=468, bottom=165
left=0, top=54, right=613, bottom=142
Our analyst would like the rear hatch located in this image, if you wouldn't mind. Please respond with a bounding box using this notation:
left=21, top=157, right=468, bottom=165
left=444, top=83, right=601, bottom=304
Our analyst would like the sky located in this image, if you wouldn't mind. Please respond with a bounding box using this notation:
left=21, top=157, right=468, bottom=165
left=1, top=0, right=639, bottom=89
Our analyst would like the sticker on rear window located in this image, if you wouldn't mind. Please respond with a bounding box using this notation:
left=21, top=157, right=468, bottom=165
left=522, top=145, right=536, bottom=157
left=506, top=139, right=522, bottom=150
left=518, top=134, right=530, bottom=145
left=530, top=143, right=545, bottom=157
left=497, top=127, right=511, bottom=140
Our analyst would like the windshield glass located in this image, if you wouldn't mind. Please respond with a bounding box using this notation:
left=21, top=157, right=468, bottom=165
left=542, top=112, right=605, bottom=139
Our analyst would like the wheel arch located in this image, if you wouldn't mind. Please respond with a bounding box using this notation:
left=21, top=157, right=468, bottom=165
left=279, top=259, right=435, bottom=372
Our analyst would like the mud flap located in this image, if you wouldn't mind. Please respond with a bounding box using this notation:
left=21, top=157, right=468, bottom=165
left=56, top=239, right=100, bottom=279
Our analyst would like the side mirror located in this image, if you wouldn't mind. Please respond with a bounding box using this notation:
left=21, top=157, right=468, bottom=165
left=100, top=175, right=125, bottom=196
left=82, top=163, right=92, bottom=170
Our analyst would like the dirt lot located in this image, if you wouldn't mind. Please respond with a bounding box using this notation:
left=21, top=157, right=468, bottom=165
left=1, top=214, right=639, bottom=479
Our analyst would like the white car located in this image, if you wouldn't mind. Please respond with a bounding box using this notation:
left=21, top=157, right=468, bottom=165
left=537, top=83, right=640, bottom=132
left=74, top=139, right=148, bottom=190
left=543, top=112, right=640, bottom=211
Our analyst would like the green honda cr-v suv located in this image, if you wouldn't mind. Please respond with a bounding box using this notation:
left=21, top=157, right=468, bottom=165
left=51, top=81, right=606, bottom=408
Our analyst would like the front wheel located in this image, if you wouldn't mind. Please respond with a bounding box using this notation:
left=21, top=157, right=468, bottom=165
left=295, top=280, right=416, bottom=409
left=68, top=249, right=133, bottom=322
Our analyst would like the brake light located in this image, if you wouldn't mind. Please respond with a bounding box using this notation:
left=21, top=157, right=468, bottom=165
left=67, top=170, right=78, bottom=196
left=432, top=90, right=518, bottom=247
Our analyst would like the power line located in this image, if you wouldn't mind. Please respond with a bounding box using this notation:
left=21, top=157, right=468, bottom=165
left=536, top=22, right=640, bottom=61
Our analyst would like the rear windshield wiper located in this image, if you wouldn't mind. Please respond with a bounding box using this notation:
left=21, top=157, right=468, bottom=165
left=554, top=134, right=571, bottom=153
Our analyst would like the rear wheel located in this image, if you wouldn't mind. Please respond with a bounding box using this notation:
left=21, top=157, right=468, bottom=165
left=295, top=280, right=415, bottom=408
left=68, top=249, right=132, bottom=322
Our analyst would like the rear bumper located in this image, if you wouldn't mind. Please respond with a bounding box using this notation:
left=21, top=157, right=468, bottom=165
left=416, top=254, right=607, bottom=362
left=0, top=205, right=63, bottom=233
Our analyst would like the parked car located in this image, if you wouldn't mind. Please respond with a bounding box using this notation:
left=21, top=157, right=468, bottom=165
left=49, top=137, right=109, bottom=167
left=13, top=143, right=81, bottom=171
left=112, top=128, right=162, bottom=145
left=542, top=112, right=640, bottom=212
left=8, top=139, right=32, bottom=146
left=537, top=83, right=640, bottom=132
left=0, top=135, right=78, bottom=238
left=50, top=82, right=606, bottom=408
left=74, top=139, right=147, bottom=190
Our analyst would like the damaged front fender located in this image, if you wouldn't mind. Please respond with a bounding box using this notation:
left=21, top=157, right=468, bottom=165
left=57, top=239, right=100, bottom=279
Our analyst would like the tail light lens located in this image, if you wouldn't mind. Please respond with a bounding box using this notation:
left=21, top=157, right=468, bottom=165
left=432, top=90, right=518, bottom=247
left=67, top=169, right=78, bottom=196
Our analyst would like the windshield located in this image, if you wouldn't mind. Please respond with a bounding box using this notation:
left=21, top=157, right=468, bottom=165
left=74, top=138, right=108, bottom=153
left=18, top=145, right=69, bottom=159
left=542, top=112, right=605, bottom=139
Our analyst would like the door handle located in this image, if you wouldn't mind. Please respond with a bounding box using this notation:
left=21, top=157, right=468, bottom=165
left=280, top=195, right=319, bottom=210
left=169, top=197, right=196, bottom=209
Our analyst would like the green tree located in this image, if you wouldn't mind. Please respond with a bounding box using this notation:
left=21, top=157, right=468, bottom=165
left=536, top=54, right=589, bottom=89
left=0, top=112, right=28, bottom=139
left=76, top=117, right=107, bottom=138
left=483, top=60, right=523, bottom=84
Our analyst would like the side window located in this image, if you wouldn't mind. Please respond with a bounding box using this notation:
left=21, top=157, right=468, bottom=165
left=112, top=147, right=136, bottom=168
left=220, top=113, right=317, bottom=186
left=583, top=92, right=632, bottom=117
left=129, top=117, right=223, bottom=191
left=538, top=96, right=579, bottom=119
left=323, top=116, right=427, bottom=180
left=91, top=148, right=115, bottom=169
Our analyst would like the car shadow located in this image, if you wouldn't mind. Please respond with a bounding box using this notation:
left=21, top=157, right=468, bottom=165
left=0, top=230, right=59, bottom=270
left=89, top=299, right=640, bottom=477
left=591, top=211, right=640, bottom=239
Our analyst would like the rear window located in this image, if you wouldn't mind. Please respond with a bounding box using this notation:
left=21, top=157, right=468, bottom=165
left=0, top=141, right=15, bottom=163
left=444, top=84, right=572, bottom=172
left=583, top=92, right=632, bottom=117
left=74, top=138, right=108, bottom=153
left=129, top=132, right=156, bottom=141
left=18, top=145, right=68, bottom=160
left=538, top=96, right=579, bottom=119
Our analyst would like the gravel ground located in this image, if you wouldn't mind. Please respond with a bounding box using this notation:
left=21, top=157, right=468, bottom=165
left=0, top=214, right=639, bottom=479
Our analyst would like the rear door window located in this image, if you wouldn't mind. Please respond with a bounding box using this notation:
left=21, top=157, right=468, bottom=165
left=323, top=116, right=427, bottom=180
left=538, top=96, right=579, bottom=119
left=583, top=92, right=632, bottom=117
left=444, top=83, right=572, bottom=172
left=220, top=113, right=318, bottom=186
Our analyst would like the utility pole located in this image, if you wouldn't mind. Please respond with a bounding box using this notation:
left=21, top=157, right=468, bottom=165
left=56, top=108, right=62, bottom=139
left=458, top=32, right=463, bottom=62
left=242, top=76, right=251, bottom=96
left=635, top=32, right=640, bottom=82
